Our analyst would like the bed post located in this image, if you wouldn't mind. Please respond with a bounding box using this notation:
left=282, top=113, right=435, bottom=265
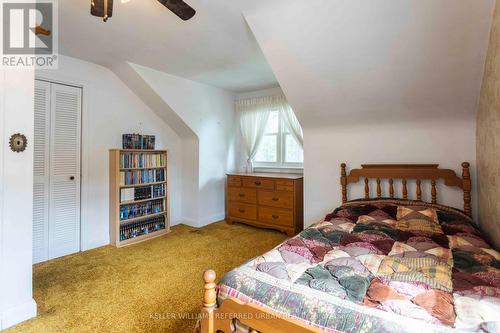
left=341, top=163, right=347, bottom=204
left=462, top=162, right=472, bottom=217
left=200, top=270, right=216, bottom=333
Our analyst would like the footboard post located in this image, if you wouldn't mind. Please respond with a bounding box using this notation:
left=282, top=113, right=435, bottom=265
left=341, top=163, right=348, bottom=204
left=461, top=162, right=471, bottom=217
left=200, top=270, right=217, bottom=333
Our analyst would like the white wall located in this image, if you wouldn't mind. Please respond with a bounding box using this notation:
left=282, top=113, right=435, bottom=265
left=0, top=69, right=37, bottom=329
left=244, top=0, right=495, bottom=225
left=305, top=120, right=477, bottom=225
left=109, top=62, right=200, bottom=226
left=131, top=65, right=236, bottom=227
left=36, top=55, right=183, bottom=250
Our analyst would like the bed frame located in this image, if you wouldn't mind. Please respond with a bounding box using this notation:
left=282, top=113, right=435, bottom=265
left=199, top=162, right=472, bottom=333
left=340, top=163, right=472, bottom=216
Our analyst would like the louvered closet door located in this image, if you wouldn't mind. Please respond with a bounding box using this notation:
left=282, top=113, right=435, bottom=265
left=33, top=80, right=82, bottom=263
left=33, top=80, right=51, bottom=263
left=48, top=83, right=82, bottom=260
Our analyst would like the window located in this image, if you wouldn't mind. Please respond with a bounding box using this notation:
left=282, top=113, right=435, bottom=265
left=254, top=110, right=303, bottom=168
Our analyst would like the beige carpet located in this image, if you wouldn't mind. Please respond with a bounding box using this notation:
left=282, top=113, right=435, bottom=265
left=6, top=221, right=287, bottom=333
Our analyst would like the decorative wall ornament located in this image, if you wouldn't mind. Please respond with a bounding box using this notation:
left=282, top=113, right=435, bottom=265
left=9, top=133, right=28, bottom=153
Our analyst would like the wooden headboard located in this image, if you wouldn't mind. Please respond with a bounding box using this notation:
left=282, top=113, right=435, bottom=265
left=340, top=163, right=472, bottom=216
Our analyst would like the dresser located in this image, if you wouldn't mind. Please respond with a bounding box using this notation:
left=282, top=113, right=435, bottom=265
left=226, top=173, right=304, bottom=236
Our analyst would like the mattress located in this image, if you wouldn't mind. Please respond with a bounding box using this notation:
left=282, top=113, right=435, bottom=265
left=217, top=199, right=500, bottom=333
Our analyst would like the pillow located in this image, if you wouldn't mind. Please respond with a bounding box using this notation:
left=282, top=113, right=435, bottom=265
left=357, top=215, right=397, bottom=227
left=396, top=219, right=443, bottom=236
left=397, top=206, right=438, bottom=223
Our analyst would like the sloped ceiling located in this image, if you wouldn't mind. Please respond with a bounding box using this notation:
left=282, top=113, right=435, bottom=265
left=58, top=0, right=276, bottom=92
left=59, top=0, right=495, bottom=114
left=244, top=0, right=496, bottom=126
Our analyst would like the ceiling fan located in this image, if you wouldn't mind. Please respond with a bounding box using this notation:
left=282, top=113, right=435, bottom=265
left=91, top=0, right=196, bottom=22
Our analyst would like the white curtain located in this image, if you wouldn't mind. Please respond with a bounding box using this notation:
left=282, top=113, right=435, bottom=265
left=236, top=94, right=303, bottom=171
left=275, top=95, right=303, bottom=148
left=236, top=97, right=273, bottom=172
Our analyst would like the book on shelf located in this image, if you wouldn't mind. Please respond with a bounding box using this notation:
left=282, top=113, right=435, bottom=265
left=133, top=186, right=151, bottom=201
left=120, top=169, right=165, bottom=186
left=110, top=148, right=169, bottom=247
left=120, top=152, right=165, bottom=169
left=119, top=215, right=166, bottom=241
left=120, top=188, right=135, bottom=202
left=122, top=134, right=155, bottom=150
left=120, top=199, right=164, bottom=221
left=119, top=184, right=165, bottom=203
left=152, top=184, right=165, bottom=198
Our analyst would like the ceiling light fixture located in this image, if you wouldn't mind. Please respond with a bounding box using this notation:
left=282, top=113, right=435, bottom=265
left=90, top=0, right=196, bottom=22
left=91, top=0, right=113, bottom=22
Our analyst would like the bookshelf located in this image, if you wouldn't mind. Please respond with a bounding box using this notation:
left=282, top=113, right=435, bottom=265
left=109, top=149, right=170, bottom=247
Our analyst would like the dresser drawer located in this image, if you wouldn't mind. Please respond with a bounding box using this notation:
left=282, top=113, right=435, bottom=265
left=276, top=184, right=294, bottom=192
left=276, top=180, right=294, bottom=186
left=259, top=207, right=293, bottom=227
left=242, top=178, right=275, bottom=190
left=226, top=174, right=302, bottom=236
left=258, top=191, right=294, bottom=209
left=227, top=176, right=242, bottom=187
left=228, top=203, right=257, bottom=220
left=228, top=188, right=257, bottom=204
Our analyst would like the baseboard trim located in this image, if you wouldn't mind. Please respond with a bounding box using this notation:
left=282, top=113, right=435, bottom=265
left=0, top=298, right=37, bottom=330
left=181, top=216, right=198, bottom=227
left=199, top=213, right=225, bottom=227
left=82, top=238, right=110, bottom=252
left=181, top=213, right=225, bottom=228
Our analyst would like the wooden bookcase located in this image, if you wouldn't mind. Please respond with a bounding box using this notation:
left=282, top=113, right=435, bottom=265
left=109, top=149, right=170, bottom=247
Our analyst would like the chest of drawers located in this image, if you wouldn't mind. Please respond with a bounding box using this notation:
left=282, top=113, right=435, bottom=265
left=226, top=173, right=303, bottom=236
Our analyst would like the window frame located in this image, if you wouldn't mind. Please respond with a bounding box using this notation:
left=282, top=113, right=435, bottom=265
left=254, top=110, right=303, bottom=169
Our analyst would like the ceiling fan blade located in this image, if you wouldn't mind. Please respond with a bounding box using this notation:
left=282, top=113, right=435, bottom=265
left=157, top=0, right=196, bottom=21
left=91, top=0, right=114, bottom=21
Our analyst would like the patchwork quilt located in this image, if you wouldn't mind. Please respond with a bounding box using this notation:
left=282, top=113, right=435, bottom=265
left=218, top=200, right=500, bottom=333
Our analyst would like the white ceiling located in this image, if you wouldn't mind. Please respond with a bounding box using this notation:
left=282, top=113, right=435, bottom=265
left=245, top=0, right=496, bottom=126
left=58, top=0, right=278, bottom=92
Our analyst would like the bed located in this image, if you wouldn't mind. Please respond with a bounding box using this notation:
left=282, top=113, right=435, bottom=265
left=198, top=163, right=500, bottom=333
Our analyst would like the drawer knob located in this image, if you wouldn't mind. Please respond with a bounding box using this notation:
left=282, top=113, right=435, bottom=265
left=272, top=215, right=279, bottom=219
left=239, top=193, right=245, bottom=197
left=254, top=181, right=262, bottom=186
left=239, top=209, right=245, bottom=213
left=272, top=197, right=279, bottom=202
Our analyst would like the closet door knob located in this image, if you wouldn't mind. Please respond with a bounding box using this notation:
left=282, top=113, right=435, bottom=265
left=70, top=176, right=75, bottom=180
